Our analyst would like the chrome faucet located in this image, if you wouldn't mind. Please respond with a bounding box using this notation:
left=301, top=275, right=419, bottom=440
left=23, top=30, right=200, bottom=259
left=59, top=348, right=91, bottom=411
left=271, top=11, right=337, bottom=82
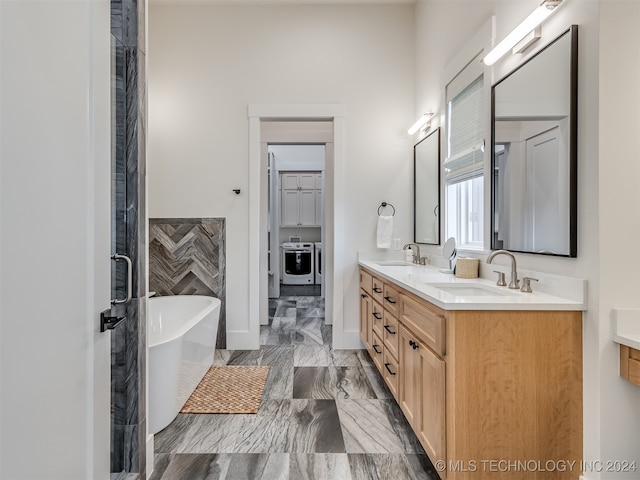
left=403, top=242, right=424, bottom=265
left=486, top=250, right=519, bottom=289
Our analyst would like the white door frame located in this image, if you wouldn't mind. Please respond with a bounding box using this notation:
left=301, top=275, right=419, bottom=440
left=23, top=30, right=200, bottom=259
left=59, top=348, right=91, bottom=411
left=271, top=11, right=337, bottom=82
left=248, top=104, right=350, bottom=348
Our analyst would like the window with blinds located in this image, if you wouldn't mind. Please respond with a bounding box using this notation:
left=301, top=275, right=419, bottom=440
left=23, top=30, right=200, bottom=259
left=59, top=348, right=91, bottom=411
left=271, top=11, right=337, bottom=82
left=444, top=52, right=485, bottom=248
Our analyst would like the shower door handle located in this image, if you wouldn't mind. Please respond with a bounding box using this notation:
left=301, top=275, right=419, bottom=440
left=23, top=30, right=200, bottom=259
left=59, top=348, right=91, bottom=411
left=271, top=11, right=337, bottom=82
left=111, top=254, right=132, bottom=305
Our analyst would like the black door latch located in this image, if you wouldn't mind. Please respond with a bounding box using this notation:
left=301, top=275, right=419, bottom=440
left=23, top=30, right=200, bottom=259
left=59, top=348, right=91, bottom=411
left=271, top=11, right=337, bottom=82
left=100, top=309, right=126, bottom=332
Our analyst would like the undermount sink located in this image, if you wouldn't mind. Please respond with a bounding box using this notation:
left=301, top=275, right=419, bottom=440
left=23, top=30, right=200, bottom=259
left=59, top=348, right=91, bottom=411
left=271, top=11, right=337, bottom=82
left=427, top=283, right=519, bottom=297
left=375, top=261, right=413, bottom=266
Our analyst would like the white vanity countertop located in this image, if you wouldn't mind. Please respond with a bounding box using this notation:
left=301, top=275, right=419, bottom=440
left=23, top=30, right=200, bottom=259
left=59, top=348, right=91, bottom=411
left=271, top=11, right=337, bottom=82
left=358, top=258, right=587, bottom=311
left=613, top=309, right=640, bottom=350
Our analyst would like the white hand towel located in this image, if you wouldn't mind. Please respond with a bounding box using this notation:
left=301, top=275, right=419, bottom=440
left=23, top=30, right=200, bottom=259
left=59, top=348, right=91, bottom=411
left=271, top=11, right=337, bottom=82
left=376, top=215, right=394, bottom=249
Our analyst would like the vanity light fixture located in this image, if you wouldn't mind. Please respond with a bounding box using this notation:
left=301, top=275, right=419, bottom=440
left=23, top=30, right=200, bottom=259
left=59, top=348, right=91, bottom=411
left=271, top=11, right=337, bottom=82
left=407, top=112, right=434, bottom=135
left=482, top=0, right=563, bottom=66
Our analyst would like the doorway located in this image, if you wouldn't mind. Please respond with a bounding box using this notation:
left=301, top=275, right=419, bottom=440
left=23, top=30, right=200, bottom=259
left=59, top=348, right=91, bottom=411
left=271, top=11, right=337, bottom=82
left=268, top=145, right=325, bottom=301
left=248, top=105, right=356, bottom=350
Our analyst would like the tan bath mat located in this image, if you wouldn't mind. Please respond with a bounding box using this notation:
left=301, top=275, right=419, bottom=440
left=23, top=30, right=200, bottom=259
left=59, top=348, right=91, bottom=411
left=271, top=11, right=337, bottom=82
left=180, top=365, right=270, bottom=414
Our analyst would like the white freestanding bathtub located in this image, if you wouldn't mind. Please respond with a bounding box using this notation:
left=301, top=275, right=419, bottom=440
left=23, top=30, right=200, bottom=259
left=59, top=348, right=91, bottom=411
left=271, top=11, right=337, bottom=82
left=148, top=295, right=221, bottom=435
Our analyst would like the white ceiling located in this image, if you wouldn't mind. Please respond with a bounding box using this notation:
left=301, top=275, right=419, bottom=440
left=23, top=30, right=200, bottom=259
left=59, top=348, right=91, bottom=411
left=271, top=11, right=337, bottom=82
left=148, top=0, right=415, bottom=4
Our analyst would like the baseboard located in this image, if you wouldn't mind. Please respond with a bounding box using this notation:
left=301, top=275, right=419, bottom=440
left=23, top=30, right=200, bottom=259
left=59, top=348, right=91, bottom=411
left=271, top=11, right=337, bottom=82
left=226, top=331, right=260, bottom=350
left=146, top=434, right=154, bottom=480
left=332, top=330, right=363, bottom=350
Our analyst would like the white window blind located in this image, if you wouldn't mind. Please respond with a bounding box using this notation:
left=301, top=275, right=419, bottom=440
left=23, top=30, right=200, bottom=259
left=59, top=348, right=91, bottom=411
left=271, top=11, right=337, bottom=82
left=444, top=52, right=486, bottom=248
left=445, top=58, right=485, bottom=182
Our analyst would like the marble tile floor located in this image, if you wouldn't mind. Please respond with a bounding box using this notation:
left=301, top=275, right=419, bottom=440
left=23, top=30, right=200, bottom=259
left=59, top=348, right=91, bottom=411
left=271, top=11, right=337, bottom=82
left=150, top=296, right=440, bottom=480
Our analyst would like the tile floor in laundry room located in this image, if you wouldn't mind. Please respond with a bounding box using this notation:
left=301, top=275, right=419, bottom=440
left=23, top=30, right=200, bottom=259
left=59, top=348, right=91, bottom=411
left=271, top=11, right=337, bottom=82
left=149, top=295, right=440, bottom=480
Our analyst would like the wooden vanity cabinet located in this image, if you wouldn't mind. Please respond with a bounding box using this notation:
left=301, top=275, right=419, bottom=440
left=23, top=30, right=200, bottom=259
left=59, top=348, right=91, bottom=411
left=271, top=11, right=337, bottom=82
left=359, top=267, right=583, bottom=480
left=360, top=268, right=401, bottom=399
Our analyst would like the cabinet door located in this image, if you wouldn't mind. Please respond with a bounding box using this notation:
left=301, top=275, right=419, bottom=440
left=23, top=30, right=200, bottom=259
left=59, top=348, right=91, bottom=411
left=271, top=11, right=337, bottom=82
left=314, top=172, right=323, bottom=189
left=417, top=342, right=446, bottom=466
left=315, top=190, right=323, bottom=225
left=282, top=173, right=300, bottom=190
left=299, top=190, right=316, bottom=226
left=299, top=173, right=316, bottom=190
left=359, top=290, right=372, bottom=349
left=399, top=326, right=420, bottom=427
left=281, top=190, right=300, bottom=226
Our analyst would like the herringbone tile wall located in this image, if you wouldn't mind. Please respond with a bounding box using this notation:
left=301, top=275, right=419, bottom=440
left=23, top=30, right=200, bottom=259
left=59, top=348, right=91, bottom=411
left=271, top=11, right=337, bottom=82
left=149, top=218, right=226, bottom=348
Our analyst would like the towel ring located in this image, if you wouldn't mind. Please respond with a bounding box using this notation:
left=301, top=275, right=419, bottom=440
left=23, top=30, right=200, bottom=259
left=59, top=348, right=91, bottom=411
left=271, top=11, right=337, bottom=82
left=378, top=202, right=395, bottom=216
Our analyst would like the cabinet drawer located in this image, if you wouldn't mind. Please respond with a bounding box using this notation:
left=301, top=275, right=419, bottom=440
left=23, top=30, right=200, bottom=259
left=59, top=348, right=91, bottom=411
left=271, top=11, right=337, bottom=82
left=371, top=301, right=384, bottom=339
left=371, top=276, right=384, bottom=304
left=383, top=349, right=399, bottom=399
left=383, top=283, right=400, bottom=317
left=360, top=269, right=373, bottom=295
left=370, top=332, right=384, bottom=372
left=401, top=293, right=445, bottom=357
left=620, top=345, right=640, bottom=386
left=383, top=310, right=399, bottom=360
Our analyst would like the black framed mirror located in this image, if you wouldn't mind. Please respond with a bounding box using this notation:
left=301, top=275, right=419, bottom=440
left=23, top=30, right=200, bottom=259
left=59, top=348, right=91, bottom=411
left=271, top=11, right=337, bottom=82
left=491, top=25, right=578, bottom=257
left=414, top=128, right=441, bottom=245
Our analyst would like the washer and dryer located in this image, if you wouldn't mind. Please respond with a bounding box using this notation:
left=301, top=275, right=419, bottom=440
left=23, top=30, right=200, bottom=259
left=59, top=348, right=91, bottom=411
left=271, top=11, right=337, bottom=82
left=281, top=242, right=315, bottom=285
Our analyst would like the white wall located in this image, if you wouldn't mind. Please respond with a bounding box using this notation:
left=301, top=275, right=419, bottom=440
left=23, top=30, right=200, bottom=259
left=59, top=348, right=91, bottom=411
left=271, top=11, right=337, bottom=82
left=598, top=1, right=640, bottom=475
left=416, top=0, right=639, bottom=477
left=148, top=4, right=415, bottom=347
left=0, top=1, right=111, bottom=479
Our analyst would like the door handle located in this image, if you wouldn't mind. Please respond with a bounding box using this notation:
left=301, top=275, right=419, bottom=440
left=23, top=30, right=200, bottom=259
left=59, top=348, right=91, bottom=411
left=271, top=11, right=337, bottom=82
left=111, top=254, right=132, bottom=305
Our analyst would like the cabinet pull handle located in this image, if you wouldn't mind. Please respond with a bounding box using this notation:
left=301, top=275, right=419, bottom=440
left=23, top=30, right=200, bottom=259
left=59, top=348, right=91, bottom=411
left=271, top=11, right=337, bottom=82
left=373, top=344, right=382, bottom=354
left=361, top=293, right=367, bottom=299
left=408, top=340, right=419, bottom=350
left=384, top=296, right=396, bottom=304
left=372, top=312, right=382, bottom=320
left=384, top=325, right=396, bottom=335
left=384, top=363, right=396, bottom=375
left=373, top=287, right=382, bottom=293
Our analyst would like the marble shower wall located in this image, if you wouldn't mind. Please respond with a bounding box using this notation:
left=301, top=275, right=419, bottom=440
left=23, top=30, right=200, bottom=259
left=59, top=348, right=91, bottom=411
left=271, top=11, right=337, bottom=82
left=111, top=0, right=147, bottom=476
left=149, top=218, right=227, bottom=348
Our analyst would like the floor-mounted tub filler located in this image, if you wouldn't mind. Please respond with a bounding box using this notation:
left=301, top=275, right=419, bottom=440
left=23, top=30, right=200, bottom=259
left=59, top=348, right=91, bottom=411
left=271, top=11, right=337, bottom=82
left=148, top=295, right=221, bottom=434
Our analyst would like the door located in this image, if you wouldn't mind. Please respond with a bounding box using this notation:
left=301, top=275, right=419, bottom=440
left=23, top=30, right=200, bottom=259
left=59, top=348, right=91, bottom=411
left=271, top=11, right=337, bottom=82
left=268, top=152, right=280, bottom=298
left=1, top=2, right=111, bottom=477
left=525, top=124, right=569, bottom=253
